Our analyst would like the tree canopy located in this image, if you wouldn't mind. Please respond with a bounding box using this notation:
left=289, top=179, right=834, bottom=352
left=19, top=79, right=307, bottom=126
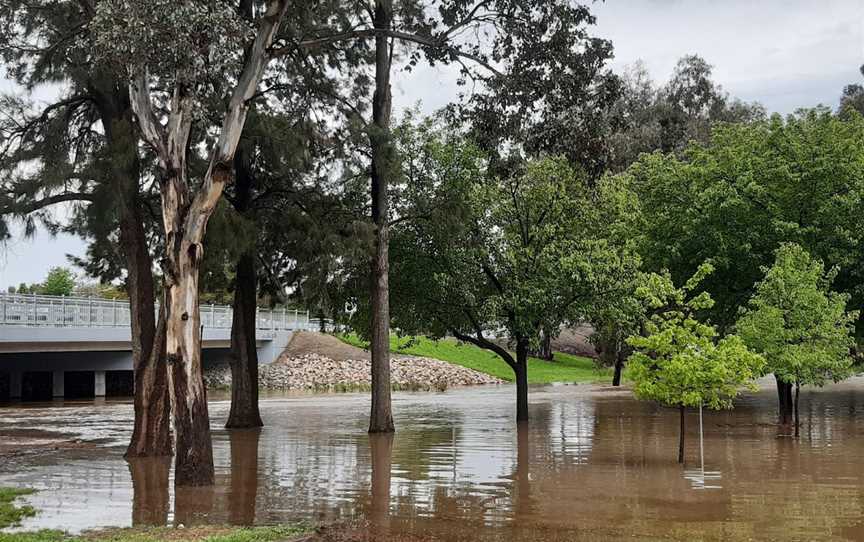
left=627, top=109, right=864, bottom=334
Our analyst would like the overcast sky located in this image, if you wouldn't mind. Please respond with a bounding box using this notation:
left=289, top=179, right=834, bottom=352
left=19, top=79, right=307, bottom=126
left=2, top=0, right=862, bottom=289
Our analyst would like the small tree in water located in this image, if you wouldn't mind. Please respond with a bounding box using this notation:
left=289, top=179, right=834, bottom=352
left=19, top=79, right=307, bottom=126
left=736, top=244, right=858, bottom=434
left=625, top=264, right=764, bottom=463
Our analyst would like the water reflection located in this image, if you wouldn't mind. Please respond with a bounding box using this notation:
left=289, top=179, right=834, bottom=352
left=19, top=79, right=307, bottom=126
left=227, top=429, right=260, bottom=524
left=128, top=457, right=169, bottom=526
left=5, top=382, right=864, bottom=540
left=368, top=433, right=393, bottom=532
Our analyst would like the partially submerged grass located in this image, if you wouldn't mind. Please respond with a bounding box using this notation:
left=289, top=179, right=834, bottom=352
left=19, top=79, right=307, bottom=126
left=337, top=334, right=609, bottom=384
left=0, top=525, right=309, bottom=542
left=0, top=487, right=36, bottom=529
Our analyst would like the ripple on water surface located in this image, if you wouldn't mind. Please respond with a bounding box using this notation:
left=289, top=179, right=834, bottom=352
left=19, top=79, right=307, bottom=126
left=4, top=380, right=864, bottom=540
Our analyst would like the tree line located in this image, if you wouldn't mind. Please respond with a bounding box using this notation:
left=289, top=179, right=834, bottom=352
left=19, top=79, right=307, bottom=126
left=1, top=1, right=862, bottom=482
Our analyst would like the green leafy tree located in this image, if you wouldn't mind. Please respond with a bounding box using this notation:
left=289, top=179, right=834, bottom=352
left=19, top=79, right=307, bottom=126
left=625, top=264, right=765, bottom=463
left=736, top=244, right=858, bottom=432
left=41, top=267, right=76, bottom=296
left=388, top=121, right=637, bottom=422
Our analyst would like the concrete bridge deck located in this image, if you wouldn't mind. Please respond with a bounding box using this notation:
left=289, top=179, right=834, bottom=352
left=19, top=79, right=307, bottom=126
left=0, top=293, right=322, bottom=401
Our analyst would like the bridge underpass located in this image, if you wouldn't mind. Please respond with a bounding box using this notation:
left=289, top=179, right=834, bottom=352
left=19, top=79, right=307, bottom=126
left=0, top=293, right=323, bottom=401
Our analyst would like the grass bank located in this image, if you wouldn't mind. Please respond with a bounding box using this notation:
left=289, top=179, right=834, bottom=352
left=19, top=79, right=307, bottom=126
left=1, top=487, right=309, bottom=542
left=337, top=334, right=609, bottom=384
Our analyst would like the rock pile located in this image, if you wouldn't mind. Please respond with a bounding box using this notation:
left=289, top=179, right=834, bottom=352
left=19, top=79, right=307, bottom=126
left=205, top=353, right=501, bottom=392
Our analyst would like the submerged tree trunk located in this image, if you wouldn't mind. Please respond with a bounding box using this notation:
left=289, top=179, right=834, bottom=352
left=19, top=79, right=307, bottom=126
left=122, top=200, right=171, bottom=457
left=515, top=338, right=530, bottom=423
left=225, top=143, right=262, bottom=429
left=226, top=249, right=263, bottom=429
left=99, top=104, right=171, bottom=458
left=678, top=405, right=685, bottom=464
left=794, top=381, right=800, bottom=437
left=776, top=375, right=793, bottom=427
left=612, top=351, right=625, bottom=387
left=368, top=0, right=395, bottom=434
left=126, top=298, right=171, bottom=457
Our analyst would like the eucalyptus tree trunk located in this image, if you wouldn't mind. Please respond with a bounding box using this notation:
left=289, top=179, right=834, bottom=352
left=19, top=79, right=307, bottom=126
left=226, top=249, right=263, bottom=428
left=128, top=0, right=290, bottom=485
left=162, top=184, right=216, bottom=486
left=514, top=338, right=530, bottom=423
left=368, top=0, right=395, bottom=434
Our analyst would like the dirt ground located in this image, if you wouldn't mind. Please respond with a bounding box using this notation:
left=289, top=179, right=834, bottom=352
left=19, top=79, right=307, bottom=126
left=281, top=331, right=372, bottom=362
left=551, top=325, right=598, bottom=358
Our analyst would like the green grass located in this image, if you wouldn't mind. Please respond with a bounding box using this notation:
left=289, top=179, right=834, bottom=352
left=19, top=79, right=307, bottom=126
left=0, top=525, right=309, bottom=542
left=0, top=487, right=36, bottom=529
left=337, top=333, right=609, bottom=384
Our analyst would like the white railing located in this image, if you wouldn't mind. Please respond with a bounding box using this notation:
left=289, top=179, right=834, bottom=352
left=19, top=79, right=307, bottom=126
left=0, top=293, right=328, bottom=331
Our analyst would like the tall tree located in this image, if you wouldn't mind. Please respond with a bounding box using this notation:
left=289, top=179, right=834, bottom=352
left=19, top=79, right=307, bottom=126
left=736, top=244, right=858, bottom=432
left=91, top=0, right=291, bottom=486
left=295, top=0, right=621, bottom=432
left=0, top=0, right=170, bottom=458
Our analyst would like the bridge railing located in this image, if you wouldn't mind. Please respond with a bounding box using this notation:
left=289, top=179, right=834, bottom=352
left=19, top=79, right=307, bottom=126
left=0, top=293, right=326, bottom=331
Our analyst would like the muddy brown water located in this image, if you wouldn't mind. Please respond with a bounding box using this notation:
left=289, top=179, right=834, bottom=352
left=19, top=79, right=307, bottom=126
left=2, top=379, right=864, bottom=541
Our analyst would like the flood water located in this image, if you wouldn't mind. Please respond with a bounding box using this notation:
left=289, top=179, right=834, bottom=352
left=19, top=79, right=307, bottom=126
left=3, top=380, right=864, bottom=541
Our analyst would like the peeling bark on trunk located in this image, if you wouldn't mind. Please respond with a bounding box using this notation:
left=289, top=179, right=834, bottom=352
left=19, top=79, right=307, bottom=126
left=226, top=249, right=263, bottom=429
left=678, top=405, right=685, bottom=464
left=164, top=214, right=215, bottom=486
left=368, top=0, right=395, bottom=434
left=515, top=338, right=530, bottom=423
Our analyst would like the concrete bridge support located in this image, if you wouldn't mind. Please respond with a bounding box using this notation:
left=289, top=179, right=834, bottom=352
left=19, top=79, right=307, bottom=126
left=52, top=370, right=64, bottom=398
left=94, top=371, right=106, bottom=397
left=9, top=371, right=21, bottom=399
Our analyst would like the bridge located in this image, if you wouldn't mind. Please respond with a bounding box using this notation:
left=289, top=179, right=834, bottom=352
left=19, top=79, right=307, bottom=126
left=0, top=293, right=322, bottom=401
